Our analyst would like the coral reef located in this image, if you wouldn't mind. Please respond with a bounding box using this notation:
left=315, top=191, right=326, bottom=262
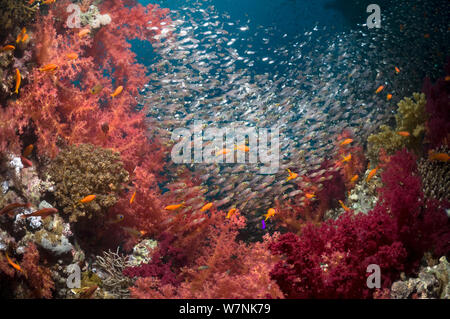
left=367, top=93, right=427, bottom=163
left=390, top=256, right=450, bottom=299
left=48, top=144, right=129, bottom=222
left=0, top=0, right=37, bottom=41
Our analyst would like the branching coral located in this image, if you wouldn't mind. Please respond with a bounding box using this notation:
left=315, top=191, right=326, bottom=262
left=367, top=93, right=427, bottom=163
left=48, top=144, right=129, bottom=222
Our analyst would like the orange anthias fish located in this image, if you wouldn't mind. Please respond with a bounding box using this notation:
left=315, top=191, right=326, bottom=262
left=78, top=29, right=91, bottom=38
left=1, top=45, right=15, bottom=52
left=234, top=144, right=249, bottom=152
left=428, top=151, right=450, bottom=162
left=165, top=203, right=184, bottom=210
left=80, top=195, right=96, bottom=203
left=5, top=252, right=23, bottom=273
left=286, top=169, right=298, bottom=181
left=226, top=208, right=238, bottom=219
left=375, top=85, right=384, bottom=94
left=15, top=68, right=21, bottom=94
left=342, top=154, right=352, bottom=163
left=0, top=203, right=31, bottom=215
left=387, top=94, right=393, bottom=101
left=110, top=85, right=123, bottom=97
left=39, top=63, right=58, bottom=72
left=395, top=67, right=400, bottom=74
left=397, top=131, right=410, bottom=137
left=130, top=191, right=136, bottom=204
left=23, top=144, right=34, bottom=158
left=66, top=53, right=78, bottom=60
left=350, top=175, right=359, bottom=183
left=305, top=193, right=315, bottom=199
left=338, top=200, right=350, bottom=212
left=21, top=207, right=58, bottom=219
left=340, top=138, right=353, bottom=146
left=216, top=148, right=231, bottom=156
left=200, top=202, right=213, bottom=212
left=16, top=27, right=26, bottom=43
left=264, top=208, right=276, bottom=221
left=21, top=33, right=29, bottom=43
left=366, top=167, right=379, bottom=183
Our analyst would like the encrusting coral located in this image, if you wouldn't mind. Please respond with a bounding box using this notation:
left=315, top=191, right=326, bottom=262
left=48, top=144, right=129, bottom=222
left=367, top=92, right=426, bottom=163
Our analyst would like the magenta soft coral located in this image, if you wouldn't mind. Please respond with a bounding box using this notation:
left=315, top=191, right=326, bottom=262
left=269, top=149, right=450, bottom=298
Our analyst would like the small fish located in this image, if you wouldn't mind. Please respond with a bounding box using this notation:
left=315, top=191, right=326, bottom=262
left=28, top=0, right=36, bottom=4
left=216, top=148, right=231, bottom=156
left=264, top=208, right=276, bottom=221
left=395, top=67, right=400, bottom=74
left=15, top=68, right=21, bottom=94
left=0, top=203, right=31, bottom=215
left=78, top=29, right=90, bottom=38
left=338, top=200, right=350, bottom=212
left=366, top=167, right=379, bottom=183
left=428, top=151, right=449, bottom=162
left=91, top=84, right=104, bottom=95
left=397, top=131, right=410, bottom=137
left=79, top=285, right=98, bottom=299
left=80, top=195, right=96, bottom=203
left=200, top=202, right=213, bottom=212
left=107, top=214, right=124, bottom=224
left=286, top=168, right=298, bottom=181
left=110, top=85, right=123, bottom=98
left=66, top=53, right=78, bottom=60
left=5, top=252, right=22, bottom=273
left=39, top=63, right=58, bottom=72
left=305, top=193, right=315, bottom=199
left=340, top=138, right=353, bottom=146
left=21, top=33, right=29, bottom=43
left=386, top=94, right=393, bottom=101
left=21, top=207, right=58, bottom=219
left=122, top=226, right=146, bottom=238
left=20, top=156, right=32, bottom=168
left=130, top=191, right=136, bottom=204
left=342, top=154, right=352, bottom=162
left=22, top=144, right=33, bottom=158
left=234, top=144, right=249, bottom=152
left=164, top=203, right=184, bottom=210
left=42, top=0, right=56, bottom=4
left=226, top=207, right=237, bottom=218
left=16, top=28, right=26, bottom=43
left=1, top=45, right=15, bottom=52
left=350, top=175, right=359, bottom=183
left=375, top=85, right=384, bottom=94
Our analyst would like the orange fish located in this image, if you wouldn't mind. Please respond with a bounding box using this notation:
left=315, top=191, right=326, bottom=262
left=110, top=85, right=123, bottom=97
left=39, top=63, right=58, bottom=72
left=21, top=33, right=29, bottom=43
left=216, top=148, right=231, bottom=156
left=366, top=167, right=379, bottom=183
left=78, top=29, right=91, bottom=38
left=428, top=151, right=449, bottom=162
left=22, top=144, right=33, bottom=158
left=264, top=208, right=276, bottom=221
left=121, top=226, right=146, bottom=238
left=387, top=94, right=393, bottom=101
left=226, top=208, right=238, bottom=219
left=42, top=0, right=56, bottom=4
left=15, top=68, right=21, bottom=94
left=342, top=154, right=352, bottom=163
left=397, top=131, right=410, bottom=137
left=29, top=0, right=36, bottom=4
left=16, top=28, right=26, bottom=43
left=200, top=202, right=213, bottom=212
left=66, top=53, right=78, bottom=60
left=22, top=207, right=58, bottom=219
left=395, top=67, right=400, bottom=74
left=164, top=203, right=184, bottom=210
left=305, top=193, right=315, bottom=199
left=130, top=191, right=136, bottom=204
left=340, top=138, right=353, bottom=146
left=375, top=85, right=384, bottom=94
left=80, top=195, right=96, bottom=203
left=5, top=252, right=22, bottom=273
left=1, top=45, right=15, bottom=52
left=338, top=200, right=350, bottom=211
left=0, top=203, right=31, bottom=215
left=350, top=175, right=359, bottom=183
left=234, top=144, right=249, bottom=152
left=20, top=156, right=32, bottom=168
left=286, top=169, right=298, bottom=181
